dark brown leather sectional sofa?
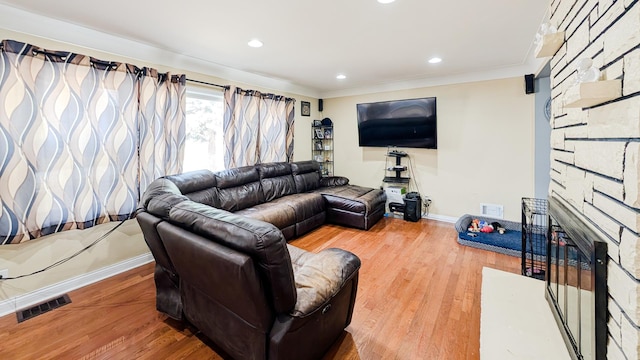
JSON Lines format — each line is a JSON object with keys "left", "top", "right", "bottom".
{"left": 136, "top": 160, "right": 386, "bottom": 359}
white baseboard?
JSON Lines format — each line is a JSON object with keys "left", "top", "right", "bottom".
{"left": 0, "top": 253, "right": 153, "bottom": 318}
{"left": 424, "top": 213, "right": 458, "bottom": 223}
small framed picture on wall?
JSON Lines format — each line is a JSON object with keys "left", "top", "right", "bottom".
{"left": 301, "top": 101, "right": 311, "bottom": 116}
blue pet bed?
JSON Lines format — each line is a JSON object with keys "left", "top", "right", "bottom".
{"left": 455, "top": 214, "right": 539, "bottom": 257}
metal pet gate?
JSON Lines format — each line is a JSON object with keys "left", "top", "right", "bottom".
{"left": 521, "top": 198, "right": 548, "bottom": 280}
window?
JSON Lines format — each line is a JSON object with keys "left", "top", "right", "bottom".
{"left": 184, "top": 87, "right": 224, "bottom": 172}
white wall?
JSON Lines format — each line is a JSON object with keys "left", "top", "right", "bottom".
{"left": 322, "top": 77, "right": 536, "bottom": 222}
{"left": 534, "top": 76, "right": 552, "bottom": 199}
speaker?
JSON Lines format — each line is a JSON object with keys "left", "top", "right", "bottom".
{"left": 403, "top": 193, "right": 422, "bottom": 222}
{"left": 319, "top": 99, "right": 324, "bottom": 112}
{"left": 524, "top": 74, "right": 535, "bottom": 94}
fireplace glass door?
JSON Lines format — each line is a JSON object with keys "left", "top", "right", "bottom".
{"left": 546, "top": 202, "right": 607, "bottom": 360}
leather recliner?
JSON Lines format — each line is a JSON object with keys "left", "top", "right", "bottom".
{"left": 137, "top": 162, "right": 366, "bottom": 359}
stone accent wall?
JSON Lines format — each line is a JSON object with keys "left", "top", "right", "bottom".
{"left": 549, "top": 0, "right": 640, "bottom": 358}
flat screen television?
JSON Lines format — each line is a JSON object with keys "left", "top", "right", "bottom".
{"left": 357, "top": 97, "right": 437, "bottom": 149}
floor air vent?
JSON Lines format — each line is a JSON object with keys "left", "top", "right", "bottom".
{"left": 17, "top": 294, "right": 72, "bottom": 323}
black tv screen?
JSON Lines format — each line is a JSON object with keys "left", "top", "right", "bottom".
{"left": 357, "top": 97, "right": 437, "bottom": 149}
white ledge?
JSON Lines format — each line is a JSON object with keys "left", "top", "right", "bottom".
{"left": 564, "top": 80, "right": 622, "bottom": 108}
{"left": 535, "top": 32, "right": 565, "bottom": 58}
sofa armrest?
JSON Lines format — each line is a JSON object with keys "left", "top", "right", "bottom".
{"left": 287, "top": 245, "right": 361, "bottom": 317}
{"left": 319, "top": 176, "right": 349, "bottom": 187}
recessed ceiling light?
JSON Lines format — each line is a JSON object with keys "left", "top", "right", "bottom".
{"left": 248, "top": 39, "right": 263, "bottom": 48}
{"left": 428, "top": 57, "right": 442, "bottom": 64}
{"left": 336, "top": 74, "right": 347, "bottom": 80}
{"left": 378, "top": 0, "right": 396, "bottom": 3}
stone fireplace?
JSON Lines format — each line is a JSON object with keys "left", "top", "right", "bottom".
{"left": 548, "top": 0, "right": 640, "bottom": 358}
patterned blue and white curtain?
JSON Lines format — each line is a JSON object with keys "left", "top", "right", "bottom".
{"left": 0, "top": 40, "right": 185, "bottom": 244}
{"left": 223, "top": 86, "right": 294, "bottom": 168}
{"left": 138, "top": 69, "right": 186, "bottom": 195}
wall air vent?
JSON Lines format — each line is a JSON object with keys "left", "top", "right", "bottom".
{"left": 480, "top": 203, "right": 504, "bottom": 219}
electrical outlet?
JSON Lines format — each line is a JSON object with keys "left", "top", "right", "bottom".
{"left": 0, "top": 269, "right": 8, "bottom": 279}
{"left": 423, "top": 195, "right": 432, "bottom": 207}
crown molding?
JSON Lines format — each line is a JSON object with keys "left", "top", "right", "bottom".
{"left": 319, "top": 62, "right": 542, "bottom": 99}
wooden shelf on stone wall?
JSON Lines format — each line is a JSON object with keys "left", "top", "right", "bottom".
{"left": 564, "top": 79, "right": 622, "bottom": 108}
{"left": 535, "top": 32, "right": 565, "bottom": 58}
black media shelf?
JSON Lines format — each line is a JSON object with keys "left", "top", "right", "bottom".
{"left": 387, "top": 152, "right": 408, "bottom": 158}
{"left": 383, "top": 176, "right": 410, "bottom": 184}
{"left": 383, "top": 150, "right": 411, "bottom": 184}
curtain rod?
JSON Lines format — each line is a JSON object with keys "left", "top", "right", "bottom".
{"left": 186, "top": 78, "right": 228, "bottom": 89}
{"left": 186, "top": 78, "right": 295, "bottom": 102}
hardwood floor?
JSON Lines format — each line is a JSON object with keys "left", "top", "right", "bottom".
{"left": 0, "top": 218, "right": 519, "bottom": 359}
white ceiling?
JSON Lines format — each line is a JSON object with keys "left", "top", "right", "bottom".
{"left": 0, "top": 0, "right": 548, "bottom": 98}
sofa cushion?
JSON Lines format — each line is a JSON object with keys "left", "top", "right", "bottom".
{"left": 181, "top": 188, "right": 220, "bottom": 208}
{"left": 319, "top": 176, "right": 349, "bottom": 187}
{"left": 140, "top": 178, "right": 183, "bottom": 210}
{"left": 235, "top": 199, "right": 297, "bottom": 231}
{"left": 257, "top": 163, "right": 297, "bottom": 202}
{"left": 215, "top": 166, "right": 265, "bottom": 212}
{"left": 216, "top": 165, "right": 260, "bottom": 188}
{"left": 291, "top": 161, "right": 321, "bottom": 193}
{"left": 287, "top": 245, "right": 361, "bottom": 317}
{"left": 162, "top": 170, "right": 220, "bottom": 207}
{"left": 278, "top": 193, "right": 325, "bottom": 223}
{"left": 146, "top": 192, "right": 190, "bottom": 219}
{"left": 258, "top": 162, "right": 292, "bottom": 179}
{"left": 168, "top": 201, "right": 296, "bottom": 314}
{"left": 314, "top": 185, "right": 384, "bottom": 214}
{"left": 236, "top": 193, "right": 325, "bottom": 239}
{"left": 165, "top": 170, "right": 216, "bottom": 194}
